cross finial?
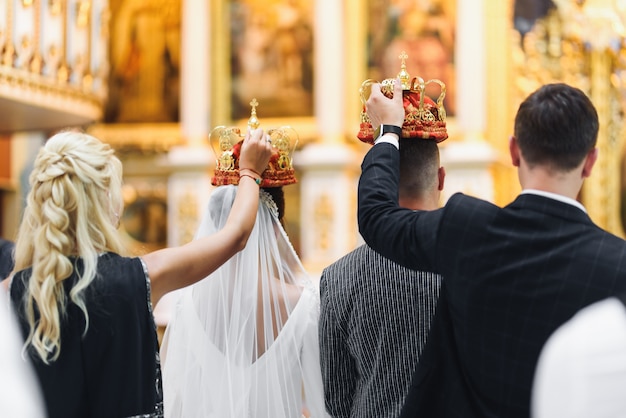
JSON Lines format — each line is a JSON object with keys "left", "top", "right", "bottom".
{"left": 397, "top": 51, "right": 410, "bottom": 90}
{"left": 248, "top": 98, "right": 260, "bottom": 129}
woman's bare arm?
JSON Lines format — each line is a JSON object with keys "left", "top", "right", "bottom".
{"left": 144, "top": 128, "right": 272, "bottom": 305}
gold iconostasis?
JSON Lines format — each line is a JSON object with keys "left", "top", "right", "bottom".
{"left": 87, "top": 0, "right": 626, "bottom": 257}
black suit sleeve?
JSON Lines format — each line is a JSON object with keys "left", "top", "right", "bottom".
{"left": 358, "top": 143, "right": 442, "bottom": 273}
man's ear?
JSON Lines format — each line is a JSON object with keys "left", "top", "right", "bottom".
{"left": 509, "top": 136, "right": 521, "bottom": 167}
{"left": 438, "top": 166, "right": 446, "bottom": 191}
{"left": 582, "top": 147, "right": 598, "bottom": 178}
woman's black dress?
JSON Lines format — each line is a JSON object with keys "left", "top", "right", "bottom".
{"left": 10, "top": 253, "right": 163, "bottom": 418}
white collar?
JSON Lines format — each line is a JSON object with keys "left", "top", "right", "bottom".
{"left": 520, "top": 189, "right": 587, "bottom": 213}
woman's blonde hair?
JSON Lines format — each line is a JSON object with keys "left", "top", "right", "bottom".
{"left": 14, "top": 130, "right": 125, "bottom": 363}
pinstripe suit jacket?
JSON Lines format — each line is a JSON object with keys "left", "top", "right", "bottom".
{"left": 358, "top": 143, "right": 626, "bottom": 418}
{"left": 319, "top": 245, "right": 441, "bottom": 418}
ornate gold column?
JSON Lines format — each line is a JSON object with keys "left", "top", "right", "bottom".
{"left": 584, "top": 48, "right": 622, "bottom": 234}
{"left": 485, "top": 0, "right": 517, "bottom": 206}
{"left": 578, "top": 0, "right": 625, "bottom": 235}
{"left": 510, "top": 0, "right": 626, "bottom": 236}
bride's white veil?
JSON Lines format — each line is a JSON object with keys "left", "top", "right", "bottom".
{"left": 161, "top": 185, "right": 327, "bottom": 418}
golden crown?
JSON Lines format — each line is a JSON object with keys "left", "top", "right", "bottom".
{"left": 210, "top": 98, "right": 298, "bottom": 188}
{"left": 357, "top": 51, "right": 448, "bottom": 144}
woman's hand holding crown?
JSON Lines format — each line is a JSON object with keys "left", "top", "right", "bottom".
{"left": 239, "top": 128, "right": 272, "bottom": 177}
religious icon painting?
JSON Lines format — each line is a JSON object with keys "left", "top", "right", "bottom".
{"left": 229, "top": 0, "right": 314, "bottom": 120}
{"left": 367, "top": 0, "right": 456, "bottom": 115}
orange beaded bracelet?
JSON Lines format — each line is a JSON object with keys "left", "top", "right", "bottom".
{"left": 240, "top": 173, "right": 261, "bottom": 185}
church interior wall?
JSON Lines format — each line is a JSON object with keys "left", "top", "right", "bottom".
{"left": 2, "top": 0, "right": 626, "bottom": 278}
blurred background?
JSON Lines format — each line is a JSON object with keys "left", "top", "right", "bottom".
{"left": 2, "top": 0, "right": 626, "bottom": 286}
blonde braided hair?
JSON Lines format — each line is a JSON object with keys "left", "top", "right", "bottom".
{"left": 14, "top": 131, "right": 125, "bottom": 363}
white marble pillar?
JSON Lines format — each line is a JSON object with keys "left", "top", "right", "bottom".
{"left": 295, "top": 145, "right": 363, "bottom": 278}
{"left": 180, "top": 0, "right": 209, "bottom": 148}
{"left": 156, "top": 0, "right": 213, "bottom": 326}
{"left": 167, "top": 0, "right": 212, "bottom": 251}
{"left": 295, "top": 0, "right": 359, "bottom": 279}
{"left": 314, "top": 0, "right": 345, "bottom": 145}
{"left": 440, "top": 141, "right": 497, "bottom": 203}
{"left": 456, "top": 0, "right": 486, "bottom": 139}
{"left": 442, "top": 0, "right": 496, "bottom": 202}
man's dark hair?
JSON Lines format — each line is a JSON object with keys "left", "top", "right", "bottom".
{"left": 514, "top": 83, "right": 599, "bottom": 171}
{"left": 398, "top": 139, "right": 440, "bottom": 199}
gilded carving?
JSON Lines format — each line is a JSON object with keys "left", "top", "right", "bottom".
{"left": 512, "top": 4, "right": 626, "bottom": 236}
{"left": 177, "top": 188, "right": 199, "bottom": 246}
{"left": 3, "top": 44, "right": 15, "bottom": 67}
{"left": 314, "top": 194, "right": 333, "bottom": 251}
{"left": 0, "top": 65, "right": 103, "bottom": 123}
{"left": 49, "top": 0, "right": 62, "bottom": 15}
{"left": 0, "top": 0, "right": 107, "bottom": 122}
{"left": 17, "top": 35, "right": 34, "bottom": 70}
{"left": 76, "top": 1, "right": 91, "bottom": 28}
{"left": 86, "top": 123, "right": 183, "bottom": 155}
{"left": 45, "top": 44, "right": 61, "bottom": 78}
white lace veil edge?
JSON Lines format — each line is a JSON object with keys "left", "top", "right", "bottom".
{"left": 161, "top": 185, "right": 328, "bottom": 418}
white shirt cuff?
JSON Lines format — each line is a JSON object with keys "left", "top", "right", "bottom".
{"left": 374, "top": 133, "right": 399, "bottom": 149}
